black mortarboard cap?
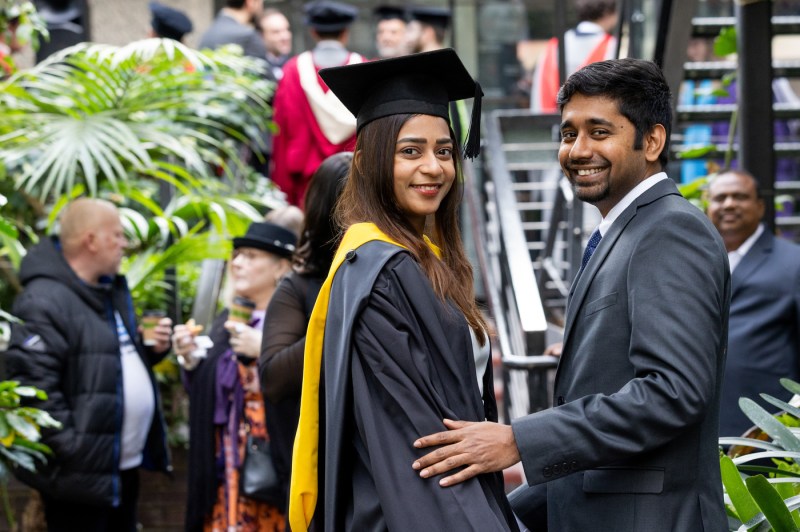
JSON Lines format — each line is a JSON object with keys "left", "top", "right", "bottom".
{"left": 408, "top": 6, "right": 451, "bottom": 29}
{"left": 319, "top": 48, "right": 483, "bottom": 159}
{"left": 374, "top": 5, "right": 407, "bottom": 22}
{"left": 304, "top": 1, "right": 358, "bottom": 32}
{"left": 149, "top": 1, "right": 193, "bottom": 41}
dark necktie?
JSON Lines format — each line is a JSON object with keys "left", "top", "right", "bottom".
{"left": 580, "top": 229, "right": 603, "bottom": 270}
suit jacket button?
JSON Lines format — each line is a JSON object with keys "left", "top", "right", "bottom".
{"left": 553, "top": 464, "right": 561, "bottom": 475}
{"left": 571, "top": 460, "right": 578, "bottom": 471}
{"left": 345, "top": 249, "right": 357, "bottom": 262}
{"left": 557, "top": 396, "right": 565, "bottom": 406}
{"left": 543, "top": 466, "right": 552, "bottom": 478}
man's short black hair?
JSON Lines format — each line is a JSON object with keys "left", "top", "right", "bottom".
{"left": 575, "top": 0, "right": 617, "bottom": 22}
{"left": 557, "top": 58, "right": 672, "bottom": 169}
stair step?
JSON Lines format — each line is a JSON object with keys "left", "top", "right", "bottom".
{"left": 671, "top": 141, "right": 800, "bottom": 158}
{"left": 684, "top": 59, "right": 800, "bottom": 79}
{"left": 692, "top": 16, "right": 800, "bottom": 37}
{"left": 676, "top": 102, "right": 800, "bottom": 121}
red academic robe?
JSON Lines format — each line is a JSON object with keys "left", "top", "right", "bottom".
{"left": 271, "top": 52, "right": 362, "bottom": 207}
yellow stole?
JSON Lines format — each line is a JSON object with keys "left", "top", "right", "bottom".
{"left": 289, "top": 222, "right": 440, "bottom": 531}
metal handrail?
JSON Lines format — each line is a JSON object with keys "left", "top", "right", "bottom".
{"left": 483, "top": 111, "right": 548, "bottom": 349}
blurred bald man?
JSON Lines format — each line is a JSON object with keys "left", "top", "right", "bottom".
{"left": 4, "top": 198, "right": 173, "bottom": 532}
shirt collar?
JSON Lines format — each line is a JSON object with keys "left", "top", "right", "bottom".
{"left": 597, "top": 172, "right": 669, "bottom": 236}
{"left": 735, "top": 223, "right": 764, "bottom": 256}
{"left": 575, "top": 21, "right": 605, "bottom": 35}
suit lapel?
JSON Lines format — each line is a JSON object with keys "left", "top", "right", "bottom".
{"left": 562, "top": 179, "right": 681, "bottom": 349}
{"left": 731, "top": 230, "right": 772, "bottom": 297}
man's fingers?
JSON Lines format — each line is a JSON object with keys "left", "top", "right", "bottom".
{"left": 417, "top": 452, "right": 471, "bottom": 479}
{"left": 439, "top": 464, "right": 483, "bottom": 487}
{"left": 442, "top": 418, "right": 470, "bottom": 430}
{"left": 414, "top": 419, "right": 472, "bottom": 449}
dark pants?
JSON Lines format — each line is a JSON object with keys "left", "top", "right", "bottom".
{"left": 43, "top": 468, "right": 140, "bottom": 532}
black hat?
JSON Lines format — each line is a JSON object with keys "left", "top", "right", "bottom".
{"left": 374, "top": 5, "right": 406, "bottom": 22}
{"left": 149, "top": 1, "right": 193, "bottom": 41}
{"left": 319, "top": 48, "right": 483, "bottom": 158}
{"left": 408, "top": 6, "right": 451, "bottom": 29}
{"left": 304, "top": 1, "right": 358, "bottom": 32}
{"left": 233, "top": 222, "right": 297, "bottom": 258}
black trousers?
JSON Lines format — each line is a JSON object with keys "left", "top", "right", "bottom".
{"left": 42, "top": 468, "right": 140, "bottom": 532}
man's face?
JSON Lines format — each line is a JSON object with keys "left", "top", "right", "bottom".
{"left": 405, "top": 20, "right": 424, "bottom": 54}
{"left": 246, "top": 0, "right": 263, "bottom": 18}
{"left": 376, "top": 18, "right": 407, "bottom": 58}
{"left": 94, "top": 211, "right": 127, "bottom": 277}
{"left": 262, "top": 13, "right": 292, "bottom": 57}
{"left": 559, "top": 93, "right": 658, "bottom": 216}
{"left": 706, "top": 172, "right": 764, "bottom": 242}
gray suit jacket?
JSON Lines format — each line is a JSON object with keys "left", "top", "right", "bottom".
{"left": 511, "top": 178, "right": 730, "bottom": 531}
{"left": 719, "top": 230, "right": 800, "bottom": 437}
{"left": 198, "top": 13, "right": 267, "bottom": 59}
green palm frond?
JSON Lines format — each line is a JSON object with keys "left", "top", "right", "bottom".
{"left": 0, "top": 39, "right": 274, "bottom": 201}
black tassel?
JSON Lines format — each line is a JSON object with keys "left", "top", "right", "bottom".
{"left": 463, "top": 80, "right": 483, "bottom": 160}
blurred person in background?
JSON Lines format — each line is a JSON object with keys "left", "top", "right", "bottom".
{"left": 270, "top": 0, "right": 363, "bottom": 208}
{"left": 148, "top": 1, "right": 193, "bottom": 43}
{"left": 199, "top": 0, "right": 265, "bottom": 58}
{"left": 4, "top": 198, "right": 172, "bottom": 532}
{"left": 174, "top": 221, "right": 296, "bottom": 532}
{"left": 529, "top": 0, "right": 617, "bottom": 113}
{"left": 265, "top": 205, "right": 304, "bottom": 240}
{"left": 373, "top": 5, "right": 407, "bottom": 59}
{"left": 707, "top": 169, "right": 800, "bottom": 438}
{"left": 260, "top": 8, "right": 292, "bottom": 81}
{"left": 259, "top": 152, "right": 351, "bottom": 518}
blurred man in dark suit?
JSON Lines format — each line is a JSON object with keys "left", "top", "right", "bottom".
{"left": 707, "top": 169, "right": 800, "bottom": 437}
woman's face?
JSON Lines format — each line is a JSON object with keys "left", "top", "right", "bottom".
{"left": 393, "top": 114, "right": 456, "bottom": 233}
{"left": 230, "top": 247, "right": 290, "bottom": 306}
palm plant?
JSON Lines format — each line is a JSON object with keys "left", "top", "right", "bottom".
{"left": 0, "top": 38, "right": 274, "bottom": 199}
{"left": 0, "top": 39, "right": 286, "bottom": 452}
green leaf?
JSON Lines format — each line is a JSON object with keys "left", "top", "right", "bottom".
{"left": 746, "top": 475, "right": 799, "bottom": 531}
{"left": 740, "top": 398, "right": 800, "bottom": 452}
{"left": 13, "top": 387, "right": 38, "bottom": 398}
{"left": 4, "top": 412, "right": 39, "bottom": 442}
{"left": 714, "top": 26, "right": 737, "bottom": 57}
{"left": 760, "top": 394, "right": 800, "bottom": 422}
{"left": 0, "top": 217, "right": 18, "bottom": 239}
{"left": 781, "top": 379, "right": 800, "bottom": 396}
{"left": 721, "top": 454, "right": 760, "bottom": 523}
{"left": 677, "top": 145, "right": 716, "bottom": 159}
{"left": 0, "top": 413, "right": 9, "bottom": 440}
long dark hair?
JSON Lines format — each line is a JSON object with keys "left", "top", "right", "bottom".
{"left": 335, "top": 114, "right": 487, "bottom": 344}
{"left": 295, "top": 152, "right": 352, "bottom": 276}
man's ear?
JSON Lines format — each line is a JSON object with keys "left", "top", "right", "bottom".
{"left": 644, "top": 124, "right": 667, "bottom": 163}
{"left": 83, "top": 230, "right": 98, "bottom": 253}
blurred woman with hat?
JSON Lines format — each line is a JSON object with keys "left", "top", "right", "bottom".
{"left": 173, "top": 221, "right": 297, "bottom": 532}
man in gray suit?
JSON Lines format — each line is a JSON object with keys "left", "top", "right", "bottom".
{"left": 413, "top": 58, "right": 730, "bottom": 531}
{"left": 199, "top": 0, "right": 266, "bottom": 58}
{"left": 707, "top": 169, "right": 800, "bottom": 438}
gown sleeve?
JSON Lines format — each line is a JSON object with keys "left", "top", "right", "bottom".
{"left": 345, "top": 263, "right": 513, "bottom": 532}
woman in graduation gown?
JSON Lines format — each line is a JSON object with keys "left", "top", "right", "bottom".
{"left": 290, "top": 49, "right": 519, "bottom": 532}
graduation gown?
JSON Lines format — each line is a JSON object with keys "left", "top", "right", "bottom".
{"left": 290, "top": 224, "right": 516, "bottom": 531}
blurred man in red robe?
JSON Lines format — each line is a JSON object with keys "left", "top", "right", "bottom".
{"left": 271, "top": 1, "right": 363, "bottom": 207}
